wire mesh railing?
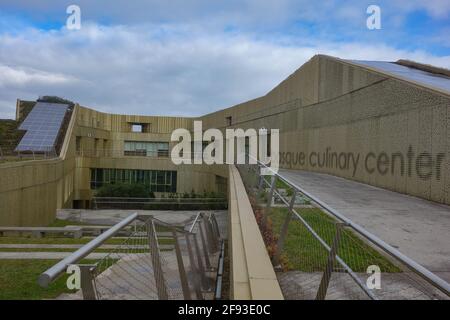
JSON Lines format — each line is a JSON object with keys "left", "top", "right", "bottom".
{"left": 237, "top": 163, "right": 450, "bottom": 300}
{"left": 75, "top": 149, "right": 169, "bottom": 158}
{"left": 92, "top": 197, "right": 227, "bottom": 210}
{"left": 39, "top": 212, "right": 222, "bottom": 300}
{"left": 0, "top": 146, "right": 58, "bottom": 163}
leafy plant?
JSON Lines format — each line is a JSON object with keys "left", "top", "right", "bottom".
{"left": 95, "top": 183, "right": 154, "bottom": 198}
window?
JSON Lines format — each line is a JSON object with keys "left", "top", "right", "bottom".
{"left": 103, "top": 139, "right": 108, "bottom": 156}
{"left": 245, "top": 136, "right": 249, "bottom": 163}
{"left": 76, "top": 136, "right": 81, "bottom": 153}
{"left": 226, "top": 116, "right": 232, "bottom": 126}
{"left": 124, "top": 141, "right": 169, "bottom": 157}
{"left": 94, "top": 138, "right": 99, "bottom": 156}
{"left": 90, "top": 168, "right": 177, "bottom": 193}
{"left": 129, "top": 122, "right": 151, "bottom": 133}
{"left": 131, "top": 124, "right": 143, "bottom": 132}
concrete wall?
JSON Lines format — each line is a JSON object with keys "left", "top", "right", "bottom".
{"left": 200, "top": 55, "right": 450, "bottom": 205}
{"left": 0, "top": 158, "right": 75, "bottom": 226}
{"left": 228, "top": 165, "right": 283, "bottom": 299}
{"left": 0, "top": 105, "right": 79, "bottom": 226}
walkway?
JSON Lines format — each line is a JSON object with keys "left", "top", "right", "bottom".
{"left": 279, "top": 169, "right": 450, "bottom": 282}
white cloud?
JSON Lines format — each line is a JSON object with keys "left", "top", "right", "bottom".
{"left": 0, "top": 23, "right": 449, "bottom": 120}
{"left": 391, "top": 0, "right": 450, "bottom": 19}
{"left": 0, "top": 64, "right": 76, "bottom": 86}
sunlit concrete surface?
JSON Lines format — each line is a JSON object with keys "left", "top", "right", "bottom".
{"left": 0, "top": 252, "right": 118, "bottom": 260}
{"left": 57, "top": 209, "right": 228, "bottom": 238}
{"left": 279, "top": 169, "right": 450, "bottom": 282}
{"left": 277, "top": 272, "right": 444, "bottom": 300}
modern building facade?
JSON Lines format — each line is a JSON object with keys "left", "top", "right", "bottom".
{"left": 1, "top": 54, "right": 450, "bottom": 226}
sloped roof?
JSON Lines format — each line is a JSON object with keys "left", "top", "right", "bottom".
{"left": 347, "top": 59, "right": 450, "bottom": 95}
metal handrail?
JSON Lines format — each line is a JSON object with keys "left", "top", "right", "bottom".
{"left": 93, "top": 196, "right": 225, "bottom": 199}
{"left": 266, "top": 182, "right": 376, "bottom": 299}
{"left": 189, "top": 212, "right": 203, "bottom": 233}
{"left": 150, "top": 215, "right": 193, "bottom": 234}
{"left": 38, "top": 212, "right": 138, "bottom": 287}
{"left": 214, "top": 240, "right": 226, "bottom": 299}
{"left": 252, "top": 159, "right": 450, "bottom": 297}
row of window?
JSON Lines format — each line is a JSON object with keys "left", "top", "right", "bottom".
{"left": 90, "top": 168, "right": 177, "bottom": 193}
{"left": 124, "top": 141, "right": 169, "bottom": 157}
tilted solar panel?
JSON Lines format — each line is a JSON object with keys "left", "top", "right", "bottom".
{"left": 15, "top": 102, "right": 69, "bottom": 152}
{"left": 348, "top": 60, "right": 450, "bottom": 94}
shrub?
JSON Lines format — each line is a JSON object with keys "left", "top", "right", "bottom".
{"left": 95, "top": 183, "right": 154, "bottom": 198}
{"left": 37, "top": 96, "right": 75, "bottom": 106}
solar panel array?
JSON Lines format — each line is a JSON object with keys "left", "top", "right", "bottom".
{"left": 15, "top": 102, "right": 69, "bottom": 152}
{"left": 349, "top": 60, "right": 450, "bottom": 94}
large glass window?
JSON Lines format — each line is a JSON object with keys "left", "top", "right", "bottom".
{"left": 90, "top": 168, "right": 177, "bottom": 193}
{"left": 124, "top": 141, "right": 169, "bottom": 157}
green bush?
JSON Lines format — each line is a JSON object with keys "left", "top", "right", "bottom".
{"left": 37, "top": 96, "right": 75, "bottom": 106}
{"left": 142, "top": 201, "right": 227, "bottom": 210}
{"left": 95, "top": 183, "right": 155, "bottom": 198}
{"left": 142, "top": 192, "right": 227, "bottom": 210}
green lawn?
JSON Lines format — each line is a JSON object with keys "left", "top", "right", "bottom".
{"left": 268, "top": 207, "right": 400, "bottom": 273}
{"left": 275, "top": 178, "right": 288, "bottom": 189}
{"left": 0, "top": 259, "right": 97, "bottom": 300}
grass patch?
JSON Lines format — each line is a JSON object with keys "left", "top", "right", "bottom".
{"left": 269, "top": 207, "right": 400, "bottom": 273}
{"left": 0, "top": 259, "right": 97, "bottom": 300}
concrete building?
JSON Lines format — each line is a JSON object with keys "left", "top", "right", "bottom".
{"left": 1, "top": 54, "right": 450, "bottom": 226}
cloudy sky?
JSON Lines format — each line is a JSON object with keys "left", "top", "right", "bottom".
{"left": 0, "top": 0, "right": 449, "bottom": 119}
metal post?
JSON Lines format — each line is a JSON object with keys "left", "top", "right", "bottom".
{"left": 199, "top": 220, "right": 212, "bottom": 269}
{"left": 207, "top": 215, "right": 219, "bottom": 251}
{"left": 257, "top": 168, "right": 264, "bottom": 192}
{"left": 273, "top": 191, "right": 297, "bottom": 266}
{"left": 209, "top": 217, "right": 219, "bottom": 252}
{"left": 204, "top": 216, "right": 216, "bottom": 254}
{"left": 264, "top": 175, "right": 276, "bottom": 226}
{"left": 214, "top": 240, "right": 226, "bottom": 300}
{"left": 316, "top": 223, "right": 344, "bottom": 300}
{"left": 266, "top": 175, "right": 276, "bottom": 207}
{"left": 254, "top": 165, "right": 261, "bottom": 187}
{"left": 78, "top": 264, "right": 97, "bottom": 300}
{"left": 193, "top": 233, "right": 209, "bottom": 290}
{"left": 211, "top": 214, "right": 221, "bottom": 241}
{"left": 172, "top": 229, "right": 191, "bottom": 300}
{"left": 147, "top": 220, "right": 169, "bottom": 300}
{"left": 185, "top": 233, "right": 203, "bottom": 299}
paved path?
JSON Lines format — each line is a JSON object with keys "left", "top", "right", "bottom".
{"left": 57, "top": 209, "right": 228, "bottom": 240}
{"left": 277, "top": 271, "right": 446, "bottom": 300}
{"left": 0, "top": 252, "right": 117, "bottom": 260}
{"left": 58, "top": 250, "right": 217, "bottom": 300}
{"left": 279, "top": 169, "right": 450, "bottom": 282}
{"left": 0, "top": 244, "right": 173, "bottom": 250}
